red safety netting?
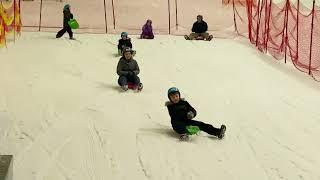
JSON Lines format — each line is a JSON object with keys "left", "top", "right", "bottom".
{"left": 232, "top": 0, "right": 320, "bottom": 81}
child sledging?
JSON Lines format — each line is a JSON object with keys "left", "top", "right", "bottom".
{"left": 117, "top": 32, "right": 135, "bottom": 56}
{"left": 165, "top": 87, "right": 226, "bottom": 141}
{"left": 116, "top": 47, "right": 143, "bottom": 91}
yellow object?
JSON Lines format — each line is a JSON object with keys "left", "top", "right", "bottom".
{"left": 0, "top": 0, "right": 21, "bottom": 48}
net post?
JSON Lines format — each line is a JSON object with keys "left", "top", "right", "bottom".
{"left": 39, "top": 0, "right": 42, "bottom": 31}
{"left": 284, "top": 0, "right": 289, "bottom": 63}
{"left": 296, "top": 0, "right": 299, "bottom": 62}
{"left": 232, "top": 0, "right": 238, "bottom": 33}
{"left": 168, "top": 0, "right": 171, "bottom": 34}
{"left": 103, "top": 0, "right": 107, "bottom": 33}
{"left": 255, "top": 0, "right": 261, "bottom": 47}
{"left": 175, "top": 0, "right": 178, "bottom": 30}
{"left": 111, "top": 0, "right": 115, "bottom": 29}
{"left": 308, "top": 0, "right": 315, "bottom": 75}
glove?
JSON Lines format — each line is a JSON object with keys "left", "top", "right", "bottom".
{"left": 187, "top": 111, "right": 195, "bottom": 119}
{"left": 128, "top": 71, "right": 135, "bottom": 76}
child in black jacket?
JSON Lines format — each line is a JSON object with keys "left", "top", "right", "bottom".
{"left": 165, "top": 87, "right": 226, "bottom": 141}
{"left": 117, "top": 32, "right": 133, "bottom": 56}
{"left": 56, "top": 4, "right": 74, "bottom": 39}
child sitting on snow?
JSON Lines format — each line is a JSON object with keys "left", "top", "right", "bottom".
{"left": 116, "top": 47, "right": 142, "bottom": 91}
{"left": 184, "top": 15, "right": 213, "bottom": 41}
{"left": 165, "top": 87, "right": 226, "bottom": 141}
{"left": 56, "top": 4, "right": 75, "bottom": 39}
{"left": 117, "top": 32, "right": 133, "bottom": 56}
{"left": 140, "top": 19, "right": 154, "bottom": 39}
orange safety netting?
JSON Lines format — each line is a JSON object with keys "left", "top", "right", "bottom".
{"left": 0, "top": 0, "right": 21, "bottom": 48}
{"left": 231, "top": 0, "right": 320, "bottom": 81}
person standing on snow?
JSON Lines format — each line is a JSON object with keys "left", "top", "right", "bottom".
{"left": 56, "top": 4, "right": 75, "bottom": 40}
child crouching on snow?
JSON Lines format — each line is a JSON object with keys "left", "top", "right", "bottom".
{"left": 117, "top": 32, "right": 134, "bottom": 56}
{"left": 116, "top": 47, "right": 142, "bottom": 91}
{"left": 140, "top": 19, "right": 154, "bottom": 39}
{"left": 165, "top": 87, "right": 226, "bottom": 141}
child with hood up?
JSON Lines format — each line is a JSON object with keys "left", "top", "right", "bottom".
{"left": 56, "top": 4, "right": 74, "bottom": 39}
{"left": 140, "top": 19, "right": 154, "bottom": 39}
{"left": 165, "top": 87, "right": 226, "bottom": 141}
{"left": 116, "top": 47, "right": 143, "bottom": 91}
{"left": 117, "top": 32, "right": 133, "bottom": 56}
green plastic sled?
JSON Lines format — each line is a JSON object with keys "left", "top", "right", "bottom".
{"left": 68, "top": 19, "right": 79, "bottom": 29}
{"left": 186, "top": 125, "right": 200, "bottom": 135}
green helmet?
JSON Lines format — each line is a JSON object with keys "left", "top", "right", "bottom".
{"left": 64, "top": 4, "right": 70, "bottom": 11}
{"left": 121, "top": 32, "right": 128, "bottom": 37}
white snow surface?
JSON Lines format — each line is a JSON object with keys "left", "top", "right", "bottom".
{"left": 1, "top": 32, "right": 320, "bottom": 180}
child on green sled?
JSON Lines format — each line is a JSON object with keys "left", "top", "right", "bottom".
{"left": 165, "top": 87, "right": 226, "bottom": 141}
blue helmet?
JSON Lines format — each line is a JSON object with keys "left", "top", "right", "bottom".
{"left": 168, "top": 87, "right": 180, "bottom": 101}
{"left": 121, "top": 32, "right": 128, "bottom": 37}
{"left": 168, "top": 87, "right": 180, "bottom": 95}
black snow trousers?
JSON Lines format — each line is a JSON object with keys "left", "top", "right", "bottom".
{"left": 56, "top": 26, "right": 73, "bottom": 39}
{"left": 118, "top": 74, "right": 140, "bottom": 86}
{"left": 172, "top": 119, "right": 220, "bottom": 136}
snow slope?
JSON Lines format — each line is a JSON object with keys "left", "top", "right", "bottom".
{"left": 1, "top": 32, "right": 320, "bottom": 180}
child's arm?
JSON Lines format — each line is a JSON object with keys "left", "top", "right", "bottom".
{"left": 117, "top": 40, "right": 122, "bottom": 49}
{"left": 133, "top": 61, "right": 140, "bottom": 75}
{"left": 165, "top": 103, "right": 175, "bottom": 119}
{"left": 128, "top": 40, "right": 132, "bottom": 48}
{"left": 192, "top": 22, "right": 196, "bottom": 32}
{"left": 204, "top": 22, "right": 208, "bottom": 32}
{"left": 116, "top": 60, "right": 128, "bottom": 76}
{"left": 186, "top": 101, "right": 197, "bottom": 118}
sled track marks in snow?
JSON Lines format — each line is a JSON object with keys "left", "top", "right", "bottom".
{"left": 92, "top": 124, "right": 118, "bottom": 171}
{"left": 136, "top": 134, "right": 151, "bottom": 180}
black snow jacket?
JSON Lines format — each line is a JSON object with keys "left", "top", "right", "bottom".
{"left": 63, "top": 10, "right": 73, "bottom": 27}
{"left": 165, "top": 99, "right": 197, "bottom": 125}
{"left": 118, "top": 38, "right": 133, "bottom": 50}
{"left": 191, "top": 20, "right": 208, "bottom": 33}
{"left": 116, "top": 57, "right": 140, "bottom": 76}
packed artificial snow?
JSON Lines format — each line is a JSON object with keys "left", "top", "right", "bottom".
{"left": 1, "top": 32, "right": 320, "bottom": 180}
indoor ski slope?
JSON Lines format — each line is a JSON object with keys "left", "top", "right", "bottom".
{"left": 1, "top": 32, "right": 320, "bottom": 180}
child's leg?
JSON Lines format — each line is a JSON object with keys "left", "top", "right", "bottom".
{"left": 187, "top": 120, "right": 220, "bottom": 136}
{"left": 118, "top": 76, "right": 128, "bottom": 86}
{"left": 66, "top": 26, "right": 73, "bottom": 39}
{"left": 172, "top": 123, "right": 188, "bottom": 134}
{"left": 56, "top": 28, "right": 67, "bottom": 38}
{"left": 128, "top": 75, "right": 140, "bottom": 86}
{"left": 189, "top": 33, "right": 199, "bottom": 40}
{"left": 200, "top": 33, "right": 209, "bottom": 39}
{"left": 148, "top": 34, "right": 154, "bottom": 39}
